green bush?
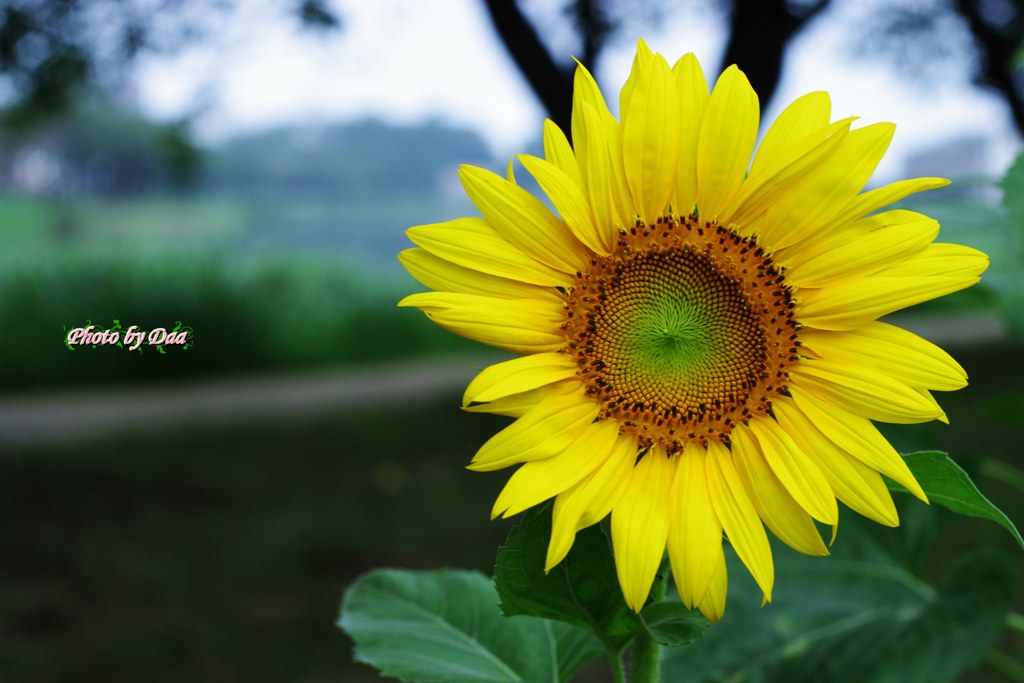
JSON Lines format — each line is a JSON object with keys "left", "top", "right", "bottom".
{"left": 2, "top": 251, "right": 471, "bottom": 389}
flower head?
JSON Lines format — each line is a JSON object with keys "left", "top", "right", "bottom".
{"left": 399, "top": 40, "right": 987, "bottom": 621}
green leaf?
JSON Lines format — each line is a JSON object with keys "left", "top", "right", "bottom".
{"left": 661, "top": 528, "right": 1015, "bottom": 683}
{"left": 888, "top": 450, "right": 1024, "bottom": 552}
{"left": 640, "top": 601, "right": 707, "bottom": 647}
{"left": 494, "top": 502, "right": 644, "bottom": 652}
{"left": 339, "top": 568, "right": 602, "bottom": 682}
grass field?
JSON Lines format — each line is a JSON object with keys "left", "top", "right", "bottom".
{"left": 0, "top": 397, "right": 515, "bottom": 682}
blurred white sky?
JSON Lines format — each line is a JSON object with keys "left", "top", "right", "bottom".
{"left": 135, "top": 0, "right": 1020, "bottom": 183}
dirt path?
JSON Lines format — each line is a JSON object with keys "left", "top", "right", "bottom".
{"left": 0, "top": 355, "right": 501, "bottom": 450}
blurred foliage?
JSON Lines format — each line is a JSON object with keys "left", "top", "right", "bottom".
{"left": 0, "top": 103, "right": 202, "bottom": 192}
{"left": 996, "top": 151, "right": 1024, "bottom": 337}
{"left": 0, "top": 0, "right": 340, "bottom": 125}
{"left": 0, "top": 401, "right": 514, "bottom": 683}
{"left": 0, "top": 251, "right": 475, "bottom": 389}
{"left": 205, "top": 119, "right": 491, "bottom": 199}
{"left": 902, "top": 151, "right": 1024, "bottom": 337}
{"left": 0, "top": 116, "right": 503, "bottom": 390}
{"left": 0, "top": 0, "right": 342, "bottom": 187}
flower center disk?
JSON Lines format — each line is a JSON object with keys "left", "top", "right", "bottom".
{"left": 564, "top": 215, "right": 799, "bottom": 453}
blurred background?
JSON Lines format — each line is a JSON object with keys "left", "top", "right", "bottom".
{"left": 0, "top": 0, "right": 1023, "bottom": 681}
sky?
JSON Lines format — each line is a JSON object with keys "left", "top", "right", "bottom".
{"left": 134, "top": 0, "right": 1020, "bottom": 183}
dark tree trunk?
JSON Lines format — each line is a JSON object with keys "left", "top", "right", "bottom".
{"left": 721, "top": 0, "right": 830, "bottom": 110}
{"left": 953, "top": 0, "right": 1024, "bottom": 136}
{"left": 480, "top": 0, "right": 575, "bottom": 137}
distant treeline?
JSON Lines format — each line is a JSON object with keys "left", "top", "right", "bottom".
{"left": 205, "top": 119, "right": 494, "bottom": 198}
{"left": 0, "top": 106, "right": 496, "bottom": 198}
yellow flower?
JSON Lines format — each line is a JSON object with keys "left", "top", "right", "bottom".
{"left": 398, "top": 40, "right": 987, "bottom": 622}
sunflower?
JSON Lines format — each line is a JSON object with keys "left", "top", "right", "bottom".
{"left": 398, "top": 40, "right": 987, "bottom": 622}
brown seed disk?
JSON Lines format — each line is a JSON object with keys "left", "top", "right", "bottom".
{"left": 562, "top": 214, "right": 799, "bottom": 453}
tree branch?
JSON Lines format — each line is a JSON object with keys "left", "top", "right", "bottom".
{"left": 953, "top": 0, "right": 1024, "bottom": 136}
{"left": 480, "top": 0, "right": 574, "bottom": 137}
{"left": 721, "top": 0, "right": 832, "bottom": 112}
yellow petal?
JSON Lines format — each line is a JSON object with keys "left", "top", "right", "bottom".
{"left": 831, "top": 177, "right": 950, "bottom": 227}
{"left": 784, "top": 215, "right": 940, "bottom": 287}
{"left": 796, "top": 275, "right": 981, "bottom": 331}
{"left": 705, "top": 439, "right": 774, "bottom": 602}
{"left": 672, "top": 52, "right": 710, "bottom": 216}
{"left": 398, "top": 291, "right": 561, "bottom": 318}
{"left": 781, "top": 209, "right": 928, "bottom": 268}
{"left": 459, "top": 164, "right": 587, "bottom": 274}
{"left": 578, "top": 101, "right": 634, "bottom": 233}
{"left": 748, "top": 91, "right": 832, "bottom": 179}
{"left": 547, "top": 431, "right": 638, "bottom": 570}
{"left": 399, "top": 248, "right": 549, "bottom": 300}
{"left": 463, "top": 352, "right": 580, "bottom": 407}
{"left": 791, "top": 360, "right": 947, "bottom": 424}
{"left": 492, "top": 420, "right": 620, "bottom": 519}
{"left": 543, "top": 118, "right": 584, "bottom": 188}
{"left": 667, "top": 442, "right": 722, "bottom": 610}
{"left": 621, "top": 40, "right": 680, "bottom": 224}
{"left": 745, "top": 418, "right": 838, "bottom": 525}
{"left": 407, "top": 217, "right": 572, "bottom": 287}
{"left": 519, "top": 153, "right": 612, "bottom": 254}
{"left": 464, "top": 380, "right": 580, "bottom": 418}
{"left": 398, "top": 292, "right": 564, "bottom": 355}
{"left": 790, "top": 385, "right": 927, "bottom": 502}
{"left": 730, "top": 424, "right": 830, "bottom": 555}
{"left": 571, "top": 63, "right": 633, "bottom": 228}
{"left": 878, "top": 243, "right": 989, "bottom": 280}
{"left": 469, "top": 389, "right": 600, "bottom": 472}
{"left": 799, "top": 322, "right": 967, "bottom": 392}
{"left": 696, "top": 544, "right": 728, "bottom": 623}
{"left": 611, "top": 447, "right": 675, "bottom": 611}
{"left": 773, "top": 398, "right": 899, "bottom": 527}
{"left": 756, "top": 122, "right": 895, "bottom": 251}
{"left": 723, "top": 118, "right": 853, "bottom": 230}
{"left": 696, "top": 65, "right": 759, "bottom": 219}
{"left": 571, "top": 58, "right": 615, "bottom": 136}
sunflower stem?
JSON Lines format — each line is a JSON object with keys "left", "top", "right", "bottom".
{"left": 631, "top": 633, "right": 661, "bottom": 683}
{"left": 631, "top": 571, "right": 667, "bottom": 683}
{"left": 609, "top": 650, "right": 626, "bottom": 683}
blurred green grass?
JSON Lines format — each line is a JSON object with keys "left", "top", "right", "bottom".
{"left": 0, "top": 399, "right": 515, "bottom": 683}
{"left": 0, "top": 191, "right": 478, "bottom": 390}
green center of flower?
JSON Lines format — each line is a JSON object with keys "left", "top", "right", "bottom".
{"left": 608, "top": 248, "right": 766, "bottom": 406}
{"left": 564, "top": 215, "right": 799, "bottom": 452}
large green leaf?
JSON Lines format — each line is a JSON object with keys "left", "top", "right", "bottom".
{"left": 661, "top": 532, "right": 1014, "bottom": 683}
{"left": 889, "top": 450, "right": 1024, "bottom": 552}
{"left": 494, "top": 502, "right": 644, "bottom": 652}
{"left": 339, "top": 568, "right": 602, "bottom": 682}
{"left": 640, "top": 600, "right": 707, "bottom": 647}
